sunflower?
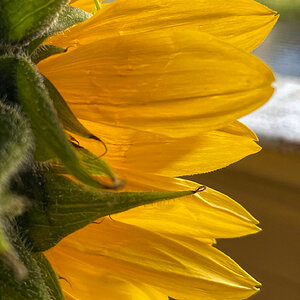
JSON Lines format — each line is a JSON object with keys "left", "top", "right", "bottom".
{"left": 34, "top": 0, "right": 279, "bottom": 299}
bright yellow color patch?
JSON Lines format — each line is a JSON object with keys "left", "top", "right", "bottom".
{"left": 39, "top": 29, "right": 274, "bottom": 138}
{"left": 73, "top": 119, "right": 261, "bottom": 176}
{"left": 60, "top": 0, "right": 278, "bottom": 52}
{"left": 46, "top": 219, "right": 259, "bottom": 300}
{"left": 111, "top": 173, "right": 260, "bottom": 239}
{"left": 40, "top": 0, "right": 278, "bottom": 299}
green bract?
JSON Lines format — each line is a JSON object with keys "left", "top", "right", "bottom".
{"left": 15, "top": 168, "right": 198, "bottom": 251}
{"left": 43, "top": 76, "right": 103, "bottom": 142}
{"left": 0, "top": 0, "right": 68, "bottom": 45}
{"left": 0, "top": 224, "right": 61, "bottom": 300}
{"left": 31, "top": 45, "right": 66, "bottom": 64}
{"left": 0, "top": 103, "right": 32, "bottom": 280}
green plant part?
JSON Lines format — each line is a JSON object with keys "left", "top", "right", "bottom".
{"left": 0, "top": 0, "right": 68, "bottom": 46}
{"left": 0, "top": 223, "right": 64, "bottom": 300}
{"left": 0, "top": 102, "right": 32, "bottom": 278}
{"left": 15, "top": 167, "right": 204, "bottom": 252}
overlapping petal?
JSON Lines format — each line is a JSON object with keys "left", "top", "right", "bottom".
{"left": 39, "top": 29, "right": 274, "bottom": 138}
{"left": 58, "top": 0, "right": 278, "bottom": 52}
{"left": 110, "top": 170, "right": 260, "bottom": 239}
{"left": 51, "top": 252, "right": 167, "bottom": 300}
{"left": 73, "top": 119, "right": 261, "bottom": 176}
{"left": 46, "top": 219, "right": 260, "bottom": 300}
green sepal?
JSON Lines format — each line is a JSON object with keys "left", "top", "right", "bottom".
{"left": 16, "top": 168, "right": 200, "bottom": 251}
{"left": 0, "top": 101, "right": 33, "bottom": 276}
{"left": 43, "top": 76, "right": 101, "bottom": 141}
{"left": 0, "top": 223, "right": 53, "bottom": 300}
{"left": 0, "top": 56, "right": 112, "bottom": 189}
{"left": 92, "top": 0, "right": 102, "bottom": 13}
{"left": 31, "top": 45, "right": 66, "bottom": 64}
{"left": 0, "top": 0, "right": 68, "bottom": 45}
{"left": 27, "top": 6, "right": 91, "bottom": 53}
{"left": 50, "top": 5, "right": 92, "bottom": 35}
{"left": 0, "top": 101, "right": 32, "bottom": 188}
{"left": 0, "top": 56, "right": 18, "bottom": 100}
{"left": 0, "top": 225, "right": 27, "bottom": 281}
{"left": 15, "top": 57, "right": 106, "bottom": 189}
{"left": 0, "top": 193, "right": 27, "bottom": 278}
{"left": 74, "top": 144, "right": 116, "bottom": 183}
{"left": 33, "top": 252, "right": 65, "bottom": 300}
{"left": 53, "top": 143, "right": 118, "bottom": 186}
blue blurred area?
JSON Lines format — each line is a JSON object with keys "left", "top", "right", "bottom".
{"left": 254, "top": 21, "right": 300, "bottom": 77}
{"left": 240, "top": 18, "right": 300, "bottom": 146}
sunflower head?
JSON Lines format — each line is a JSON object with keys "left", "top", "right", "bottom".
{"left": 0, "top": 0, "right": 278, "bottom": 299}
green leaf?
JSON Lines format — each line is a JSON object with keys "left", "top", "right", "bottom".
{"left": 33, "top": 252, "right": 65, "bottom": 300}
{"left": 16, "top": 168, "right": 202, "bottom": 251}
{"left": 15, "top": 57, "right": 106, "bottom": 189}
{"left": 43, "top": 76, "right": 101, "bottom": 141}
{"left": 0, "top": 223, "right": 53, "bottom": 300}
{"left": 0, "top": 0, "right": 68, "bottom": 45}
{"left": 27, "top": 6, "right": 91, "bottom": 53}
{"left": 31, "top": 45, "right": 66, "bottom": 64}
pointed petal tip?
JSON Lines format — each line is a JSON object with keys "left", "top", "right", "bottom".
{"left": 252, "top": 224, "right": 262, "bottom": 234}
{"left": 249, "top": 214, "right": 260, "bottom": 226}
{"left": 247, "top": 215, "right": 260, "bottom": 226}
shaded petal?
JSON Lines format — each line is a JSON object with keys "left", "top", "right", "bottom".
{"left": 39, "top": 29, "right": 274, "bottom": 137}
{"left": 52, "top": 0, "right": 278, "bottom": 52}
{"left": 111, "top": 172, "right": 260, "bottom": 239}
{"left": 74, "top": 119, "right": 261, "bottom": 176}
{"left": 47, "top": 219, "right": 259, "bottom": 300}
{"left": 47, "top": 249, "right": 167, "bottom": 300}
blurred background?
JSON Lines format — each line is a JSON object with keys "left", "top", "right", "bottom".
{"left": 191, "top": 1, "right": 300, "bottom": 299}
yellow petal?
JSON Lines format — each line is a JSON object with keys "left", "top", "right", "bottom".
{"left": 39, "top": 29, "right": 274, "bottom": 138}
{"left": 70, "top": 0, "right": 111, "bottom": 13}
{"left": 74, "top": 119, "right": 261, "bottom": 176}
{"left": 47, "top": 219, "right": 259, "bottom": 300}
{"left": 51, "top": 0, "right": 278, "bottom": 52}
{"left": 219, "top": 120, "right": 258, "bottom": 141}
{"left": 70, "top": 0, "right": 94, "bottom": 11}
{"left": 112, "top": 172, "right": 260, "bottom": 239}
{"left": 47, "top": 248, "right": 168, "bottom": 300}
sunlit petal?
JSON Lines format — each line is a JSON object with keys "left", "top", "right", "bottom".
{"left": 39, "top": 29, "right": 274, "bottom": 137}
{"left": 46, "top": 219, "right": 260, "bottom": 300}
{"left": 54, "top": 0, "right": 278, "bottom": 52}
{"left": 73, "top": 119, "right": 261, "bottom": 176}
{"left": 70, "top": 0, "right": 112, "bottom": 12}
{"left": 47, "top": 248, "right": 167, "bottom": 300}
{"left": 111, "top": 172, "right": 260, "bottom": 239}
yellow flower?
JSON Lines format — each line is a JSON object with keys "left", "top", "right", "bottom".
{"left": 38, "top": 0, "right": 278, "bottom": 299}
